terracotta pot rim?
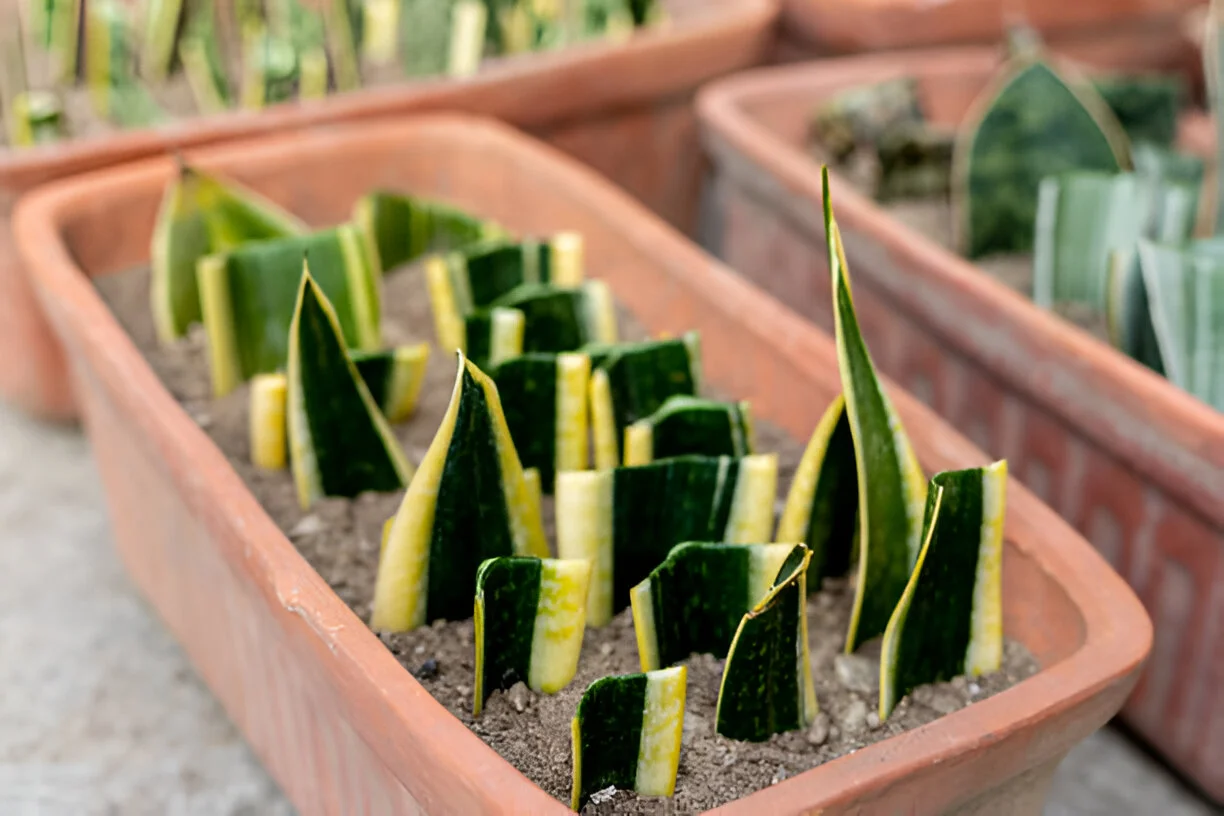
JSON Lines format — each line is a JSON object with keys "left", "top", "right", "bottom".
{"left": 696, "top": 44, "right": 1224, "bottom": 529}
{"left": 12, "top": 113, "right": 1152, "bottom": 811}
{"left": 0, "top": 0, "right": 777, "bottom": 183}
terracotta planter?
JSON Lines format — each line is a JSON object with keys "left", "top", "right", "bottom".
{"left": 14, "top": 114, "right": 1149, "bottom": 814}
{"left": 0, "top": 0, "right": 775, "bottom": 423}
{"left": 696, "top": 46, "right": 1224, "bottom": 801}
{"left": 777, "top": 0, "right": 1203, "bottom": 68}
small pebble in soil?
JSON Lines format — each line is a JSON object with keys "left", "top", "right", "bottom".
{"left": 289, "top": 514, "right": 325, "bottom": 538}
{"left": 840, "top": 699, "right": 869, "bottom": 735}
{"left": 806, "top": 713, "right": 830, "bottom": 746}
{"left": 413, "top": 659, "right": 439, "bottom": 680}
{"left": 866, "top": 712, "right": 881, "bottom": 730}
{"left": 834, "top": 653, "right": 877, "bottom": 694}
{"left": 508, "top": 682, "right": 530, "bottom": 713}
{"left": 590, "top": 787, "right": 618, "bottom": 806}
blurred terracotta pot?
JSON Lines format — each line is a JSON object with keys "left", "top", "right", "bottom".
{"left": 697, "top": 46, "right": 1224, "bottom": 802}
{"left": 0, "top": 0, "right": 775, "bottom": 422}
{"left": 13, "top": 114, "right": 1148, "bottom": 815}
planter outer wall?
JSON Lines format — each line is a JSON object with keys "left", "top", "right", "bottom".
{"left": 697, "top": 47, "right": 1224, "bottom": 801}
{"left": 776, "top": 0, "right": 1202, "bottom": 66}
{"left": 13, "top": 115, "right": 1150, "bottom": 815}
{"left": 0, "top": 0, "right": 775, "bottom": 422}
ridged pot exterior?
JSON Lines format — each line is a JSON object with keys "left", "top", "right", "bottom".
{"left": 14, "top": 115, "right": 1150, "bottom": 814}
{"left": 0, "top": 0, "right": 776, "bottom": 422}
{"left": 697, "top": 47, "right": 1224, "bottom": 801}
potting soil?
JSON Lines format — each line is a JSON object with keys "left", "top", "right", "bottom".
{"left": 97, "top": 260, "right": 1037, "bottom": 813}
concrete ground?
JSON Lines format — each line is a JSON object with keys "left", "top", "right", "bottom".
{"left": 0, "top": 400, "right": 1214, "bottom": 815}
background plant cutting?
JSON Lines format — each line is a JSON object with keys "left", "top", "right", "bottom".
{"left": 2, "top": 0, "right": 665, "bottom": 148}
{"left": 809, "top": 13, "right": 1224, "bottom": 414}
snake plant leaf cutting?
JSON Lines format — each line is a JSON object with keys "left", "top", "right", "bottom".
{"left": 350, "top": 344, "right": 431, "bottom": 423}
{"left": 179, "top": 1, "right": 231, "bottom": 114}
{"left": 1133, "top": 239, "right": 1224, "bottom": 409}
{"left": 1031, "top": 172, "right": 1148, "bottom": 311}
{"left": 490, "top": 352, "right": 591, "bottom": 492}
{"left": 776, "top": 393, "right": 859, "bottom": 591}
{"left": 587, "top": 332, "right": 702, "bottom": 469}
{"left": 1106, "top": 250, "right": 1166, "bottom": 375}
{"left": 1206, "top": 0, "right": 1224, "bottom": 234}
{"left": 250, "top": 372, "right": 289, "bottom": 470}
{"left": 461, "top": 306, "right": 526, "bottom": 371}
{"left": 715, "top": 544, "right": 818, "bottom": 742}
{"left": 824, "top": 167, "right": 927, "bottom": 652}
{"left": 1033, "top": 162, "right": 1201, "bottom": 314}
{"left": 286, "top": 270, "right": 411, "bottom": 508}
{"left": 570, "top": 665, "right": 686, "bottom": 811}
{"left": 139, "top": 0, "right": 184, "bottom": 81}
{"left": 424, "top": 234, "right": 585, "bottom": 350}
{"left": 352, "top": 190, "right": 503, "bottom": 276}
{"left": 27, "top": 0, "right": 81, "bottom": 81}
{"left": 248, "top": 345, "right": 425, "bottom": 472}
{"left": 556, "top": 453, "right": 777, "bottom": 627}
{"left": 879, "top": 461, "right": 1007, "bottom": 719}
{"left": 371, "top": 351, "right": 548, "bottom": 632}
{"left": 953, "top": 53, "right": 1129, "bottom": 258}
{"left": 5, "top": 91, "right": 64, "bottom": 147}
{"left": 622, "top": 395, "right": 752, "bottom": 466}
{"left": 630, "top": 542, "right": 800, "bottom": 672}
{"left": 240, "top": 27, "right": 301, "bottom": 109}
{"left": 400, "top": 0, "right": 458, "bottom": 76}
{"left": 494, "top": 281, "right": 617, "bottom": 353}
{"left": 150, "top": 163, "right": 307, "bottom": 344}
{"left": 473, "top": 556, "right": 592, "bottom": 715}
{"left": 197, "top": 224, "right": 379, "bottom": 395}
{"left": 1092, "top": 74, "right": 1183, "bottom": 150}
{"left": 323, "top": 0, "right": 361, "bottom": 92}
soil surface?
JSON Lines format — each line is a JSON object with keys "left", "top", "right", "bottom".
{"left": 96, "top": 258, "right": 1038, "bottom": 813}
{"left": 815, "top": 146, "right": 1111, "bottom": 342}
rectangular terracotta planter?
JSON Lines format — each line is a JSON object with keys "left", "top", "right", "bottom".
{"left": 13, "top": 114, "right": 1149, "bottom": 815}
{"left": 0, "top": 0, "right": 775, "bottom": 422}
{"left": 696, "top": 46, "right": 1224, "bottom": 801}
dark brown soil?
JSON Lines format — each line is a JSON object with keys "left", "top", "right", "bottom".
{"left": 815, "top": 146, "right": 1111, "bottom": 342}
{"left": 96, "top": 259, "right": 1038, "bottom": 813}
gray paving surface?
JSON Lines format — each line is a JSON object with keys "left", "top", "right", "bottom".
{"left": 0, "top": 400, "right": 1214, "bottom": 815}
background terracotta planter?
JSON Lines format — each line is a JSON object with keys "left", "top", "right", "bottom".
{"left": 697, "top": 46, "right": 1224, "bottom": 801}
{"left": 14, "top": 115, "right": 1149, "bottom": 815}
{"left": 775, "top": 0, "right": 1204, "bottom": 75}
{"left": 0, "top": 0, "right": 775, "bottom": 423}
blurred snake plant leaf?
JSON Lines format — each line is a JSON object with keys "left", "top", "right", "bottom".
{"left": 196, "top": 224, "right": 379, "bottom": 395}
{"left": 586, "top": 333, "right": 702, "bottom": 469}
{"left": 150, "top": 163, "right": 306, "bottom": 344}
{"left": 179, "top": 0, "right": 232, "bottom": 113}
{"left": 287, "top": 269, "right": 412, "bottom": 508}
{"left": 1134, "top": 239, "right": 1224, "bottom": 410}
{"left": 140, "top": 0, "right": 185, "bottom": 81}
{"left": 371, "top": 351, "right": 548, "bottom": 632}
{"left": 352, "top": 190, "right": 507, "bottom": 276}
{"left": 622, "top": 395, "right": 753, "bottom": 467}
{"left": 953, "top": 49, "right": 1130, "bottom": 258}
